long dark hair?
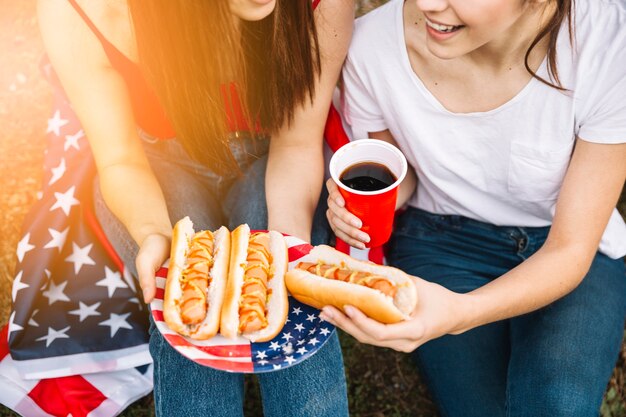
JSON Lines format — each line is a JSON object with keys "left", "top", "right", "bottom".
{"left": 127, "top": 0, "right": 320, "bottom": 175}
{"left": 524, "top": 0, "right": 575, "bottom": 91}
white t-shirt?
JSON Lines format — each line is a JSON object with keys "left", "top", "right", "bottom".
{"left": 342, "top": 0, "right": 626, "bottom": 259}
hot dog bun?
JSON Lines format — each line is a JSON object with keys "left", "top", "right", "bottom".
{"left": 285, "top": 245, "right": 417, "bottom": 323}
{"left": 220, "top": 224, "right": 288, "bottom": 342}
{"left": 163, "top": 217, "right": 230, "bottom": 340}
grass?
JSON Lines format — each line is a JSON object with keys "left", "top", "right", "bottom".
{"left": 0, "top": 1, "right": 624, "bottom": 416}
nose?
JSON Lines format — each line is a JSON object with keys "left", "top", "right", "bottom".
{"left": 415, "top": 0, "right": 449, "bottom": 13}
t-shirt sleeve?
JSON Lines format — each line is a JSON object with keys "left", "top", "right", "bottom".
{"left": 576, "top": 31, "right": 626, "bottom": 144}
{"left": 341, "top": 52, "right": 388, "bottom": 135}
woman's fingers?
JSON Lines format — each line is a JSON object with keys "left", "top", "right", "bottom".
{"left": 325, "top": 179, "right": 371, "bottom": 248}
{"left": 320, "top": 305, "right": 423, "bottom": 352}
{"left": 135, "top": 233, "right": 170, "bottom": 303}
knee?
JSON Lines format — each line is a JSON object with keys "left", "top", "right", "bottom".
{"left": 508, "top": 379, "right": 603, "bottom": 417}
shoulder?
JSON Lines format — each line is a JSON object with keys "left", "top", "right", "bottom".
{"left": 38, "top": 0, "right": 133, "bottom": 61}
{"left": 572, "top": 0, "right": 626, "bottom": 57}
{"left": 347, "top": 0, "right": 401, "bottom": 68}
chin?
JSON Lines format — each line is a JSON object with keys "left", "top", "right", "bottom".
{"left": 425, "top": 42, "right": 464, "bottom": 60}
{"left": 233, "top": 1, "right": 276, "bottom": 21}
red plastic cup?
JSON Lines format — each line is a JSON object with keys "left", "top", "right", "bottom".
{"left": 329, "top": 139, "right": 408, "bottom": 248}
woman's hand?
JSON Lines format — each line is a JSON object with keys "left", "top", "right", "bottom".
{"left": 136, "top": 233, "right": 171, "bottom": 304}
{"left": 319, "top": 277, "right": 469, "bottom": 352}
{"left": 325, "top": 178, "right": 371, "bottom": 249}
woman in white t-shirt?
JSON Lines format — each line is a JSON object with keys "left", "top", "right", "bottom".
{"left": 321, "top": 0, "right": 626, "bottom": 415}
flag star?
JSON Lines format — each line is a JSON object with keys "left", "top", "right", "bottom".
{"left": 43, "top": 280, "right": 71, "bottom": 305}
{"left": 44, "top": 227, "right": 69, "bottom": 252}
{"left": 296, "top": 339, "right": 306, "bottom": 346}
{"left": 46, "top": 109, "right": 69, "bottom": 136}
{"left": 294, "top": 323, "right": 305, "bottom": 332}
{"left": 272, "top": 364, "right": 282, "bottom": 370}
{"left": 320, "top": 328, "right": 331, "bottom": 336}
{"left": 296, "top": 346, "right": 308, "bottom": 355}
{"left": 8, "top": 312, "right": 23, "bottom": 336}
{"left": 64, "top": 129, "right": 84, "bottom": 151}
{"left": 65, "top": 242, "right": 96, "bottom": 274}
{"left": 96, "top": 266, "right": 128, "bottom": 297}
{"left": 100, "top": 312, "right": 133, "bottom": 337}
{"left": 69, "top": 301, "right": 101, "bottom": 322}
{"left": 281, "top": 332, "right": 293, "bottom": 342}
{"left": 122, "top": 268, "right": 137, "bottom": 293}
{"left": 12, "top": 271, "right": 29, "bottom": 301}
{"left": 292, "top": 307, "right": 302, "bottom": 316}
{"left": 257, "top": 359, "right": 268, "bottom": 366}
{"left": 36, "top": 326, "right": 71, "bottom": 347}
{"left": 48, "top": 158, "right": 66, "bottom": 185}
{"left": 282, "top": 343, "right": 294, "bottom": 355}
{"left": 285, "top": 318, "right": 291, "bottom": 323}
{"left": 309, "top": 328, "right": 316, "bottom": 335}
{"left": 50, "top": 186, "right": 80, "bottom": 216}
{"left": 308, "top": 337, "right": 320, "bottom": 346}
{"left": 29, "top": 309, "right": 39, "bottom": 327}
{"left": 284, "top": 356, "right": 296, "bottom": 365}
{"left": 16, "top": 233, "right": 35, "bottom": 262}
{"left": 255, "top": 350, "right": 268, "bottom": 360}
{"left": 269, "top": 341, "right": 281, "bottom": 351}
{"left": 306, "top": 314, "right": 316, "bottom": 322}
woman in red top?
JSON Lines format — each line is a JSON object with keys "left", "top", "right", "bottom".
{"left": 38, "top": 0, "right": 353, "bottom": 415}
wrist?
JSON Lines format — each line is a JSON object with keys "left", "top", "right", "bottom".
{"left": 448, "top": 292, "right": 481, "bottom": 335}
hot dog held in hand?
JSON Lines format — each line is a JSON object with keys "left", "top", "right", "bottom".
{"left": 163, "top": 217, "right": 230, "bottom": 340}
{"left": 285, "top": 245, "right": 418, "bottom": 324}
{"left": 220, "top": 224, "right": 289, "bottom": 343}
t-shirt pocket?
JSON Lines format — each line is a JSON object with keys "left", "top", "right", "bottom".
{"left": 507, "top": 141, "right": 573, "bottom": 202}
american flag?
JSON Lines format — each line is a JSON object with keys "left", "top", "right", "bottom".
{"left": 0, "top": 60, "right": 153, "bottom": 416}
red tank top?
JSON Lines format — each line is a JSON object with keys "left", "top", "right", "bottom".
{"left": 68, "top": 0, "right": 323, "bottom": 139}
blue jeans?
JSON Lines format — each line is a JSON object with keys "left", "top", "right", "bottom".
{"left": 386, "top": 207, "right": 626, "bottom": 417}
{"left": 94, "top": 133, "right": 347, "bottom": 417}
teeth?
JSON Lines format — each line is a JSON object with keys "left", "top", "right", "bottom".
{"left": 425, "top": 18, "right": 460, "bottom": 33}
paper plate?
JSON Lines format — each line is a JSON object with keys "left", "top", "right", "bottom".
{"left": 150, "top": 235, "right": 335, "bottom": 373}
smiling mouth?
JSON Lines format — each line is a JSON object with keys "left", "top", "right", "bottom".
{"left": 425, "top": 18, "right": 464, "bottom": 33}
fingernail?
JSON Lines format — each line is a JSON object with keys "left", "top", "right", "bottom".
{"left": 336, "top": 198, "right": 345, "bottom": 207}
{"left": 361, "top": 233, "right": 370, "bottom": 243}
{"left": 143, "top": 289, "right": 150, "bottom": 303}
{"left": 352, "top": 219, "right": 362, "bottom": 228}
{"left": 344, "top": 305, "right": 355, "bottom": 317}
{"left": 321, "top": 307, "right": 334, "bottom": 321}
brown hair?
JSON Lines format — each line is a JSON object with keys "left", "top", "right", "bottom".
{"left": 128, "top": 0, "right": 320, "bottom": 175}
{"left": 524, "top": 0, "right": 575, "bottom": 91}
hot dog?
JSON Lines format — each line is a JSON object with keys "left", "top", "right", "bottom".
{"left": 285, "top": 245, "right": 418, "bottom": 323}
{"left": 163, "top": 217, "right": 230, "bottom": 340}
{"left": 220, "top": 224, "right": 288, "bottom": 342}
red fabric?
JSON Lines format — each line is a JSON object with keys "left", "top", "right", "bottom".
{"left": 0, "top": 326, "right": 9, "bottom": 361}
{"left": 324, "top": 104, "right": 351, "bottom": 152}
{"left": 28, "top": 376, "right": 107, "bottom": 417}
{"left": 67, "top": 0, "right": 176, "bottom": 139}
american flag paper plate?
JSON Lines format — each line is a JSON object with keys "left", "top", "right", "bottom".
{"left": 150, "top": 235, "right": 335, "bottom": 373}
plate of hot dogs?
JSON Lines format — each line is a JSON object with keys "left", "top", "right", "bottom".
{"left": 150, "top": 217, "right": 418, "bottom": 373}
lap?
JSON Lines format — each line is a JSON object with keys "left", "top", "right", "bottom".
{"left": 386, "top": 207, "right": 626, "bottom": 417}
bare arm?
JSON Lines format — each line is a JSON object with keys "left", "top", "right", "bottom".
{"left": 38, "top": 0, "right": 171, "bottom": 301}
{"left": 456, "top": 139, "right": 626, "bottom": 331}
{"left": 323, "top": 139, "right": 626, "bottom": 352}
{"left": 265, "top": 0, "right": 354, "bottom": 241}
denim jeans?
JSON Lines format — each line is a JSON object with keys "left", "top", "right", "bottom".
{"left": 387, "top": 207, "right": 626, "bottom": 417}
{"left": 94, "top": 132, "right": 347, "bottom": 417}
